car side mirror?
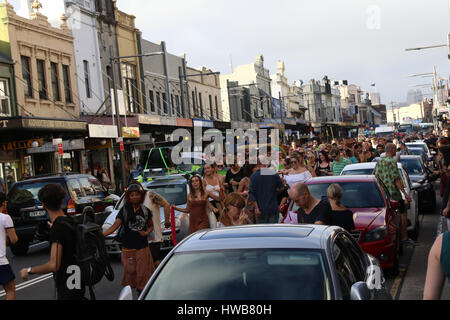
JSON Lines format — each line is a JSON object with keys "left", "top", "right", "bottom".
{"left": 390, "top": 200, "right": 400, "bottom": 210}
{"left": 105, "top": 206, "right": 114, "bottom": 214}
{"left": 118, "top": 286, "right": 134, "bottom": 300}
{"left": 350, "top": 282, "right": 371, "bottom": 300}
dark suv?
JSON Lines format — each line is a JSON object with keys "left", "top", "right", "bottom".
{"left": 7, "top": 173, "right": 114, "bottom": 256}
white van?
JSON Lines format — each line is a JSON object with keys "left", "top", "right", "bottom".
{"left": 375, "top": 126, "right": 395, "bottom": 136}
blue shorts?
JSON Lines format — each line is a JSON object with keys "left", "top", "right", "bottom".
{"left": 0, "top": 264, "right": 15, "bottom": 286}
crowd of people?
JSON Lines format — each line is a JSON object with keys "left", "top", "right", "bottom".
{"left": 4, "top": 129, "right": 450, "bottom": 300}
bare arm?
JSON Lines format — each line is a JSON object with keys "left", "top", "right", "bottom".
{"left": 6, "top": 228, "right": 18, "bottom": 245}
{"left": 21, "top": 242, "right": 62, "bottom": 280}
{"left": 424, "top": 234, "right": 445, "bottom": 300}
{"left": 206, "top": 190, "right": 221, "bottom": 202}
{"left": 103, "top": 218, "right": 122, "bottom": 237}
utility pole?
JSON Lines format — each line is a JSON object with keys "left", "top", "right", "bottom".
{"left": 110, "top": 57, "right": 127, "bottom": 193}
{"left": 161, "top": 41, "right": 172, "bottom": 117}
{"left": 279, "top": 91, "right": 285, "bottom": 143}
{"left": 179, "top": 66, "right": 186, "bottom": 118}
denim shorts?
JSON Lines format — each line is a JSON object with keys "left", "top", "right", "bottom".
{"left": 0, "top": 264, "right": 15, "bottom": 286}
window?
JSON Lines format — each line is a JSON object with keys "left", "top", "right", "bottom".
{"left": 156, "top": 92, "right": 161, "bottom": 114}
{"left": 21, "top": 56, "right": 32, "bottom": 98}
{"left": 332, "top": 237, "right": 359, "bottom": 300}
{"left": 175, "top": 95, "right": 180, "bottom": 117}
{"left": 209, "top": 95, "right": 213, "bottom": 120}
{"left": 83, "top": 60, "right": 91, "bottom": 98}
{"left": 62, "top": 65, "right": 72, "bottom": 103}
{"left": 50, "top": 62, "right": 60, "bottom": 101}
{"left": 162, "top": 92, "right": 168, "bottom": 114}
{"left": 171, "top": 94, "right": 175, "bottom": 116}
{"left": 36, "top": 59, "right": 47, "bottom": 100}
{"left": 144, "top": 249, "right": 329, "bottom": 300}
{"left": 0, "top": 80, "right": 10, "bottom": 116}
{"left": 192, "top": 91, "right": 197, "bottom": 115}
{"left": 121, "top": 63, "right": 139, "bottom": 113}
{"left": 215, "top": 96, "right": 219, "bottom": 119}
{"left": 199, "top": 92, "right": 203, "bottom": 118}
{"left": 149, "top": 90, "right": 155, "bottom": 113}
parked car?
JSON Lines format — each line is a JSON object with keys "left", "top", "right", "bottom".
{"left": 286, "top": 176, "right": 402, "bottom": 275}
{"left": 7, "top": 173, "right": 115, "bottom": 256}
{"left": 102, "top": 176, "right": 191, "bottom": 258}
{"left": 373, "top": 155, "right": 437, "bottom": 212}
{"left": 118, "top": 225, "right": 391, "bottom": 300}
{"left": 341, "top": 162, "right": 420, "bottom": 239}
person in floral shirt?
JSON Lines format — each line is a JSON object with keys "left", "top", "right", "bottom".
{"left": 374, "top": 143, "right": 412, "bottom": 244}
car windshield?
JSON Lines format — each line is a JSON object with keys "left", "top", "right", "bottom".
{"left": 8, "top": 180, "right": 66, "bottom": 206}
{"left": 148, "top": 184, "right": 187, "bottom": 206}
{"left": 341, "top": 168, "right": 374, "bottom": 176}
{"left": 144, "top": 249, "right": 330, "bottom": 300}
{"left": 407, "top": 144, "right": 428, "bottom": 154}
{"left": 305, "top": 182, "right": 385, "bottom": 208}
{"left": 176, "top": 158, "right": 205, "bottom": 173}
{"left": 399, "top": 159, "right": 424, "bottom": 175}
{"left": 409, "top": 149, "right": 425, "bottom": 157}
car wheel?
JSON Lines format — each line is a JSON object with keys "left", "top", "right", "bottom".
{"left": 10, "top": 240, "right": 30, "bottom": 256}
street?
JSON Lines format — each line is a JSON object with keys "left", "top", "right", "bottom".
{"left": 0, "top": 182, "right": 443, "bottom": 301}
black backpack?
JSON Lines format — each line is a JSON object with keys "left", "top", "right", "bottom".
{"left": 59, "top": 207, "right": 114, "bottom": 300}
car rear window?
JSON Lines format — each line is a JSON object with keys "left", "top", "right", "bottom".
{"left": 67, "top": 177, "right": 106, "bottom": 199}
{"left": 341, "top": 169, "right": 374, "bottom": 176}
{"left": 145, "top": 249, "right": 330, "bottom": 300}
{"left": 306, "top": 182, "right": 385, "bottom": 209}
{"left": 8, "top": 180, "right": 67, "bottom": 206}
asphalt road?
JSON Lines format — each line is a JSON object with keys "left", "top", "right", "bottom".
{"left": 0, "top": 182, "right": 442, "bottom": 300}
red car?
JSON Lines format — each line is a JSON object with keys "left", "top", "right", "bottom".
{"left": 286, "top": 175, "right": 402, "bottom": 275}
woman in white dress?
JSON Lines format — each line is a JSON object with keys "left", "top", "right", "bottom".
{"left": 203, "top": 163, "right": 224, "bottom": 217}
{"left": 284, "top": 153, "right": 313, "bottom": 188}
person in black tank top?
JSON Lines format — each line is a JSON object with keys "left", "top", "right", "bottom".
{"left": 327, "top": 184, "right": 355, "bottom": 232}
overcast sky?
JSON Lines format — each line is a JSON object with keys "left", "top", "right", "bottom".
{"left": 9, "top": 0, "right": 450, "bottom": 106}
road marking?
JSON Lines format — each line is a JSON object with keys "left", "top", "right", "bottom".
{"left": 0, "top": 273, "right": 53, "bottom": 298}
{"left": 390, "top": 267, "right": 406, "bottom": 299}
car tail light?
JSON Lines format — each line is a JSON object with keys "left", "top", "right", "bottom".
{"left": 67, "top": 199, "right": 77, "bottom": 216}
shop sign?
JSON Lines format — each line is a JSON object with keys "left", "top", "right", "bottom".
{"left": 193, "top": 119, "right": 214, "bottom": 128}
{"left": 27, "top": 139, "right": 85, "bottom": 154}
{"left": 138, "top": 115, "right": 161, "bottom": 125}
{"left": 0, "top": 139, "right": 42, "bottom": 151}
{"left": 283, "top": 118, "right": 296, "bottom": 126}
{"left": 160, "top": 117, "right": 177, "bottom": 126}
{"left": 122, "top": 127, "right": 140, "bottom": 139}
{"left": 88, "top": 124, "right": 118, "bottom": 139}
{"left": 22, "top": 118, "right": 87, "bottom": 131}
{"left": 177, "top": 118, "right": 193, "bottom": 127}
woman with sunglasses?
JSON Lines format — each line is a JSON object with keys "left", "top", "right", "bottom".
{"left": 305, "top": 150, "right": 318, "bottom": 177}
{"left": 172, "top": 175, "right": 219, "bottom": 234}
{"left": 284, "top": 154, "right": 313, "bottom": 188}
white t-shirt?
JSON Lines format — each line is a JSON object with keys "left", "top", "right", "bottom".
{"left": 0, "top": 213, "right": 14, "bottom": 265}
{"left": 285, "top": 171, "right": 313, "bottom": 188}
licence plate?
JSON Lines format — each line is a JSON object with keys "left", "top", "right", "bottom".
{"left": 29, "top": 210, "right": 47, "bottom": 218}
